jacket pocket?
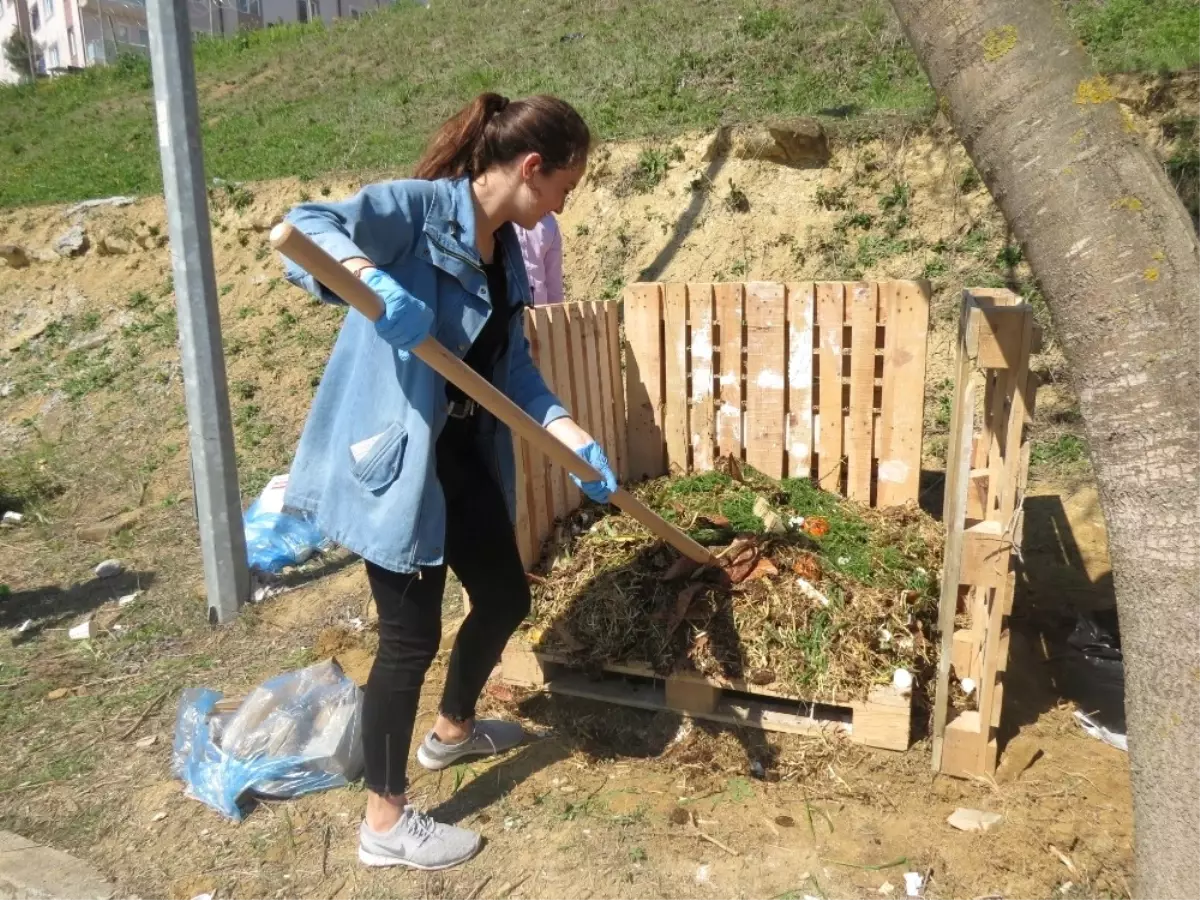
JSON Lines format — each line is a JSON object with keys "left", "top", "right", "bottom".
{"left": 349, "top": 422, "right": 408, "bottom": 493}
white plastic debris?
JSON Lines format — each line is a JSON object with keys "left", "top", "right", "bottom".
{"left": 947, "top": 807, "right": 1003, "bottom": 832}
{"left": 68, "top": 620, "right": 93, "bottom": 640}
{"left": 893, "top": 668, "right": 913, "bottom": 695}
{"left": 880, "top": 627, "right": 894, "bottom": 645}
{"left": 347, "top": 617, "right": 365, "bottom": 632}
{"left": 151, "top": 811, "right": 167, "bottom": 822}
{"left": 961, "top": 677, "right": 976, "bottom": 696}
{"left": 16, "top": 619, "right": 34, "bottom": 634}
{"left": 878, "top": 882, "right": 895, "bottom": 896}
{"left": 837, "top": 555, "right": 850, "bottom": 566}
{"left": 94, "top": 559, "right": 123, "bottom": 578}
{"left": 2, "top": 511, "right": 23, "bottom": 525}
{"left": 118, "top": 591, "right": 142, "bottom": 607}
{"left": 789, "top": 516, "right": 805, "bottom": 529}
{"left": 796, "top": 577, "right": 831, "bottom": 607}
{"left": 1073, "top": 710, "right": 1128, "bottom": 752}
{"left": 904, "top": 872, "right": 924, "bottom": 897}
{"left": 694, "top": 865, "right": 711, "bottom": 884}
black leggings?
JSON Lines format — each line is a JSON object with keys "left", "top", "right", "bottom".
{"left": 361, "top": 419, "right": 531, "bottom": 796}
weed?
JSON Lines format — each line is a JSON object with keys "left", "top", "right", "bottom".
{"left": 220, "top": 284, "right": 233, "bottom": 297}
{"left": 1031, "top": 433, "right": 1088, "bottom": 469}
{"left": 234, "top": 403, "right": 273, "bottom": 448}
{"left": 725, "top": 180, "right": 750, "bottom": 213}
{"left": 836, "top": 211, "right": 874, "bottom": 232}
{"left": 996, "top": 243, "right": 1023, "bottom": 267}
{"left": 629, "top": 148, "right": 671, "bottom": 194}
{"left": 231, "top": 379, "right": 258, "bottom": 400}
{"left": 959, "top": 165, "right": 982, "bottom": 193}
{"left": 601, "top": 276, "right": 625, "bottom": 301}
{"left": 730, "top": 258, "right": 748, "bottom": 277}
{"left": 814, "top": 185, "right": 849, "bottom": 210}
{"left": 879, "top": 181, "right": 911, "bottom": 213}
{"left": 922, "top": 257, "right": 948, "bottom": 279}
{"left": 278, "top": 308, "right": 300, "bottom": 328}
{"left": 740, "top": 7, "right": 789, "bottom": 39}
{"left": 126, "top": 290, "right": 151, "bottom": 311}
{"left": 575, "top": 223, "right": 590, "bottom": 237}
{"left": 628, "top": 846, "right": 647, "bottom": 863}
{"left": 237, "top": 306, "right": 254, "bottom": 319}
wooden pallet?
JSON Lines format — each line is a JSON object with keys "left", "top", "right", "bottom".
{"left": 499, "top": 642, "right": 912, "bottom": 751}
{"left": 623, "top": 280, "right": 930, "bottom": 506}
{"left": 932, "top": 289, "right": 1039, "bottom": 778}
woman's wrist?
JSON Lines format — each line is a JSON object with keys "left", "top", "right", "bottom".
{"left": 345, "top": 257, "right": 377, "bottom": 279}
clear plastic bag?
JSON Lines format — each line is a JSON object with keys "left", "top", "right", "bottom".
{"left": 244, "top": 473, "right": 329, "bottom": 573}
{"left": 172, "top": 659, "right": 364, "bottom": 821}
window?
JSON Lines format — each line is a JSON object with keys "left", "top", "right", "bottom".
{"left": 46, "top": 43, "right": 58, "bottom": 68}
{"left": 44, "top": 0, "right": 54, "bottom": 21}
{"left": 138, "top": 28, "right": 149, "bottom": 45}
{"left": 67, "top": 26, "right": 76, "bottom": 61}
{"left": 296, "top": 0, "right": 307, "bottom": 21}
{"left": 116, "top": 24, "right": 129, "bottom": 42}
{"left": 86, "top": 39, "right": 101, "bottom": 62}
{"left": 30, "top": 4, "right": 39, "bottom": 30}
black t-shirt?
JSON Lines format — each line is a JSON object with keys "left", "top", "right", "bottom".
{"left": 446, "top": 249, "right": 518, "bottom": 405}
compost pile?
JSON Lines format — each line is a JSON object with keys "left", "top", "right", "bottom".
{"left": 525, "top": 460, "right": 945, "bottom": 701}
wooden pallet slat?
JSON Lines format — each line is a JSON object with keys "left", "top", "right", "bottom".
{"left": 532, "top": 306, "right": 569, "bottom": 522}
{"left": 744, "top": 282, "right": 787, "bottom": 479}
{"left": 582, "top": 303, "right": 610, "bottom": 460}
{"left": 592, "top": 301, "right": 622, "bottom": 482}
{"left": 663, "top": 283, "right": 690, "bottom": 473}
{"left": 688, "top": 284, "right": 716, "bottom": 472}
{"left": 816, "top": 282, "right": 846, "bottom": 491}
{"left": 500, "top": 642, "right": 911, "bottom": 751}
{"left": 548, "top": 304, "right": 581, "bottom": 509}
{"left": 525, "top": 312, "right": 553, "bottom": 550}
{"left": 877, "top": 281, "right": 930, "bottom": 506}
{"left": 846, "top": 282, "right": 878, "bottom": 502}
{"left": 566, "top": 302, "right": 594, "bottom": 444}
{"left": 624, "top": 284, "right": 665, "bottom": 480}
{"left": 605, "top": 300, "right": 628, "bottom": 481}
{"left": 785, "top": 282, "right": 815, "bottom": 480}
{"left": 513, "top": 437, "right": 535, "bottom": 569}
{"left": 714, "top": 283, "right": 744, "bottom": 461}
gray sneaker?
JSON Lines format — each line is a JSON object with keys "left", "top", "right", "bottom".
{"left": 416, "top": 719, "right": 525, "bottom": 771}
{"left": 358, "top": 806, "right": 481, "bottom": 870}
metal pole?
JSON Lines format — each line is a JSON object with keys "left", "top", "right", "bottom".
{"left": 146, "top": 0, "right": 249, "bottom": 624}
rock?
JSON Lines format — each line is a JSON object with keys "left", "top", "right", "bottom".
{"left": 0, "top": 244, "right": 30, "bottom": 269}
{"left": 78, "top": 510, "right": 142, "bottom": 543}
{"left": 996, "top": 736, "right": 1043, "bottom": 784}
{"left": 947, "top": 807, "right": 1003, "bottom": 832}
{"left": 46, "top": 688, "right": 70, "bottom": 701}
{"left": 703, "top": 120, "right": 830, "bottom": 168}
{"left": 68, "top": 620, "right": 92, "bottom": 640}
{"left": 93, "top": 558, "right": 123, "bottom": 578}
{"left": 63, "top": 196, "right": 135, "bottom": 216}
{"left": 54, "top": 225, "right": 90, "bottom": 258}
{"left": 98, "top": 235, "right": 134, "bottom": 256}
{"left": 135, "top": 734, "right": 157, "bottom": 749}
{"left": 1, "top": 511, "right": 23, "bottom": 525}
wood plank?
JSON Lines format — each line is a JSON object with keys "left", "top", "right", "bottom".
{"left": 877, "top": 281, "right": 931, "bottom": 506}
{"left": 580, "top": 302, "right": 609, "bottom": 459}
{"left": 846, "top": 282, "right": 878, "bottom": 502}
{"left": 513, "top": 437, "right": 534, "bottom": 569}
{"left": 623, "top": 284, "right": 666, "bottom": 481}
{"left": 714, "top": 283, "right": 744, "bottom": 461}
{"left": 605, "top": 300, "right": 628, "bottom": 481}
{"left": 848, "top": 685, "right": 912, "bottom": 752}
{"left": 743, "top": 282, "right": 787, "bottom": 479}
{"left": 932, "top": 297, "right": 981, "bottom": 773}
{"left": 662, "top": 283, "right": 691, "bottom": 473}
{"left": 548, "top": 305, "right": 581, "bottom": 509}
{"left": 688, "top": 284, "right": 716, "bottom": 471}
{"left": 785, "top": 282, "right": 815, "bottom": 480}
{"left": 525, "top": 310, "right": 554, "bottom": 545}
{"left": 532, "top": 306, "right": 568, "bottom": 522}
{"left": 816, "top": 282, "right": 846, "bottom": 492}
{"left": 592, "top": 301, "right": 622, "bottom": 483}
{"left": 566, "top": 301, "right": 596, "bottom": 453}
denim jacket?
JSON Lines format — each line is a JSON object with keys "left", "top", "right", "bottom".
{"left": 280, "top": 176, "right": 568, "bottom": 573}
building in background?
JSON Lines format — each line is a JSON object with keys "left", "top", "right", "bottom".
{"left": 1, "top": 0, "right": 396, "bottom": 83}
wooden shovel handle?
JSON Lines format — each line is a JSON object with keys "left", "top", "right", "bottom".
{"left": 270, "top": 222, "right": 717, "bottom": 566}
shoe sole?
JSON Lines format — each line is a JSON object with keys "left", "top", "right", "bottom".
{"left": 416, "top": 742, "right": 518, "bottom": 771}
{"left": 358, "top": 842, "right": 481, "bottom": 870}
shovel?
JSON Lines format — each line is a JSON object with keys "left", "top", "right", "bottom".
{"left": 270, "top": 223, "right": 717, "bottom": 567}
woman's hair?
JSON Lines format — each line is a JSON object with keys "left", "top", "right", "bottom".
{"left": 413, "top": 93, "right": 590, "bottom": 181}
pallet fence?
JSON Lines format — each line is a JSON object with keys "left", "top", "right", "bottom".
{"left": 622, "top": 281, "right": 930, "bottom": 507}
{"left": 932, "top": 289, "right": 1040, "bottom": 778}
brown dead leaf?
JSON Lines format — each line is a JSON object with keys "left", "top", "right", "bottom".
{"left": 716, "top": 455, "right": 745, "bottom": 482}
{"left": 663, "top": 556, "right": 702, "bottom": 581}
{"left": 697, "top": 513, "right": 730, "bottom": 529}
{"left": 46, "top": 688, "right": 69, "bottom": 701}
{"left": 721, "top": 536, "right": 762, "bottom": 584}
{"left": 744, "top": 557, "right": 779, "bottom": 582}
{"left": 485, "top": 682, "right": 517, "bottom": 703}
{"left": 666, "top": 583, "right": 708, "bottom": 635}
{"left": 749, "top": 668, "right": 776, "bottom": 685}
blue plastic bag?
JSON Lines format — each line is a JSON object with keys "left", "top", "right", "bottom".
{"left": 244, "top": 474, "right": 329, "bottom": 573}
{"left": 172, "top": 660, "right": 364, "bottom": 821}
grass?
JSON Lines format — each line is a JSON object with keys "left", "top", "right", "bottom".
{"left": 0, "top": 0, "right": 1194, "bottom": 207}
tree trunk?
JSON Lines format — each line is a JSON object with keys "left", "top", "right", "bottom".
{"left": 887, "top": 1, "right": 1199, "bottom": 896}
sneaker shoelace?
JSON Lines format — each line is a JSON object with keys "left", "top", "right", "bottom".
{"left": 403, "top": 807, "right": 438, "bottom": 843}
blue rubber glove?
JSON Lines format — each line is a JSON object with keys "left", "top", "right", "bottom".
{"left": 571, "top": 442, "right": 618, "bottom": 504}
{"left": 363, "top": 268, "right": 433, "bottom": 356}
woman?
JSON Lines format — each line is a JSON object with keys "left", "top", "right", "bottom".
{"left": 515, "top": 212, "right": 564, "bottom": 305}
{"left": 281, "top": 93, "right": 617, "bottom": 871}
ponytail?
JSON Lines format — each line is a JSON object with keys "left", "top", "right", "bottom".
{"left": 413, "top": 93, "right": 590, "bottom": 181}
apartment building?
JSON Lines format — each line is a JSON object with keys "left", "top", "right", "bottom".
{"left": 2, "top": 0, "right": 392, "bottom": 84}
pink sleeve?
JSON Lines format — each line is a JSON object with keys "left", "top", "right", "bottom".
{"left": 544, "top": 216, "right": 564, "bottom": 303}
